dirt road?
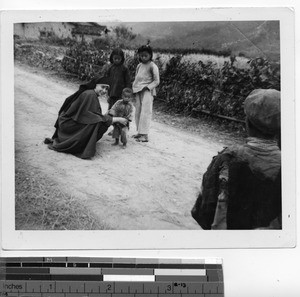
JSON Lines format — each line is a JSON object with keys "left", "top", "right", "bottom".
{"left": 14, "top": 64, "right": 224, "bottom": 230}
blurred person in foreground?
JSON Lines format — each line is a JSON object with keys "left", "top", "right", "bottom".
{"left": 191, "top": 89, "right": 281, "bottom": 230}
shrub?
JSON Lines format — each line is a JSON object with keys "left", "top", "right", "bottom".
{"left": 60, "top": 41, "right": 280, "bottom": 120}
{"left": 15, "top": 38, "right": 280, "bottom": 122}
{"left": 161, "top": 56, "right": 280, "bottom": 120}
{"left": 61, "top": 41, "right": 110, "bottom": 80}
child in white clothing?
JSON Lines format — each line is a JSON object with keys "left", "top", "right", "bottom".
{"left": 132, "top": 44, "right": 160, "bottom": 142}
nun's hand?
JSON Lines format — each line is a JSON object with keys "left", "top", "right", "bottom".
{"left": 112, "top": 117, "right": 128, "bottom": 125}
{"left": 118, "top": 117, "right": 128, "bottom": 125}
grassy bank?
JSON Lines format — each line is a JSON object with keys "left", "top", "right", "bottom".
{"left": 15, "top": 159, "right": 110, "bottom": 230}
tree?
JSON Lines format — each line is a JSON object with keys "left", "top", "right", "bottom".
{"left": 112, "top": 25, "right": 136, "bottom": 47}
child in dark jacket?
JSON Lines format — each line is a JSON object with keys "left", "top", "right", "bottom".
{"left": 104, "top": 48, "right": 131, "bottom": 109}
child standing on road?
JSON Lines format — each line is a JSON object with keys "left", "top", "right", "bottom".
{"left": 104, "top": 48, "right": 131, "bottom": 110}
{"left": 132, "top": 44, "right": 160, "bottom": 142}
{"left": 108, "top": 88, "right": 135, "bottom": 148}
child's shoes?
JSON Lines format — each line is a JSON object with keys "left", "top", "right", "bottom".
{"left": 136, "top": 135, "right": 148, "bottom": 142}
{"left": 112, "top": 139, "right": 119, "bottom": 146}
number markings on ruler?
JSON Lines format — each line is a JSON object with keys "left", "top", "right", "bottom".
{"left": 0, "top": 258, "right": 224, "bottom": 297}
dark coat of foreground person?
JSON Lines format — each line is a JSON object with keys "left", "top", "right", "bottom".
{"left": 45, "top": 76, "right": 128, "bottom": 159}
{"left": 191, "top": 89, "right": 281, "bottom": 230}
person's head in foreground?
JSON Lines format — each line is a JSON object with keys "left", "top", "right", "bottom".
{"left": 244, "top": 88, "right": 280, "bottom": 144}
{"left": 191, "top": 88, "right": 281, "bottom": 230}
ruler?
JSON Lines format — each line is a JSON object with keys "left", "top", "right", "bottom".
{"left": 0, "top": 257, "right": 224, "bottom": 297}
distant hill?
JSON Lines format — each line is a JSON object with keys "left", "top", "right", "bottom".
{"left": 103, "top": 21, "right": 280, "bottom": 61}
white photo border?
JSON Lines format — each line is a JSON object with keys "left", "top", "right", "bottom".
{"left": 0, "top": 7, "right": 296, "bottom": 250}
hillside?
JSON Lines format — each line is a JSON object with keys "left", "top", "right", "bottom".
{"left": 104, "top": 21, "right": 280, "bottom": 60}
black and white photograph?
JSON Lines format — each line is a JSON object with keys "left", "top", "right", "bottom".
{"left": 0, "top": 7, "right": 296, "bottom": 249}
{"left": 0, "top": 2, "right": 299, "bottom": 297}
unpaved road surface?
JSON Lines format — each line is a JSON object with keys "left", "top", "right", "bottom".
{"left": 15, "top": 64, "right": 224, "bottom": 230}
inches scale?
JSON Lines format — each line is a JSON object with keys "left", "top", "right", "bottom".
{"left": 0, "top": 257, "right": 224, "bottom": 297}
